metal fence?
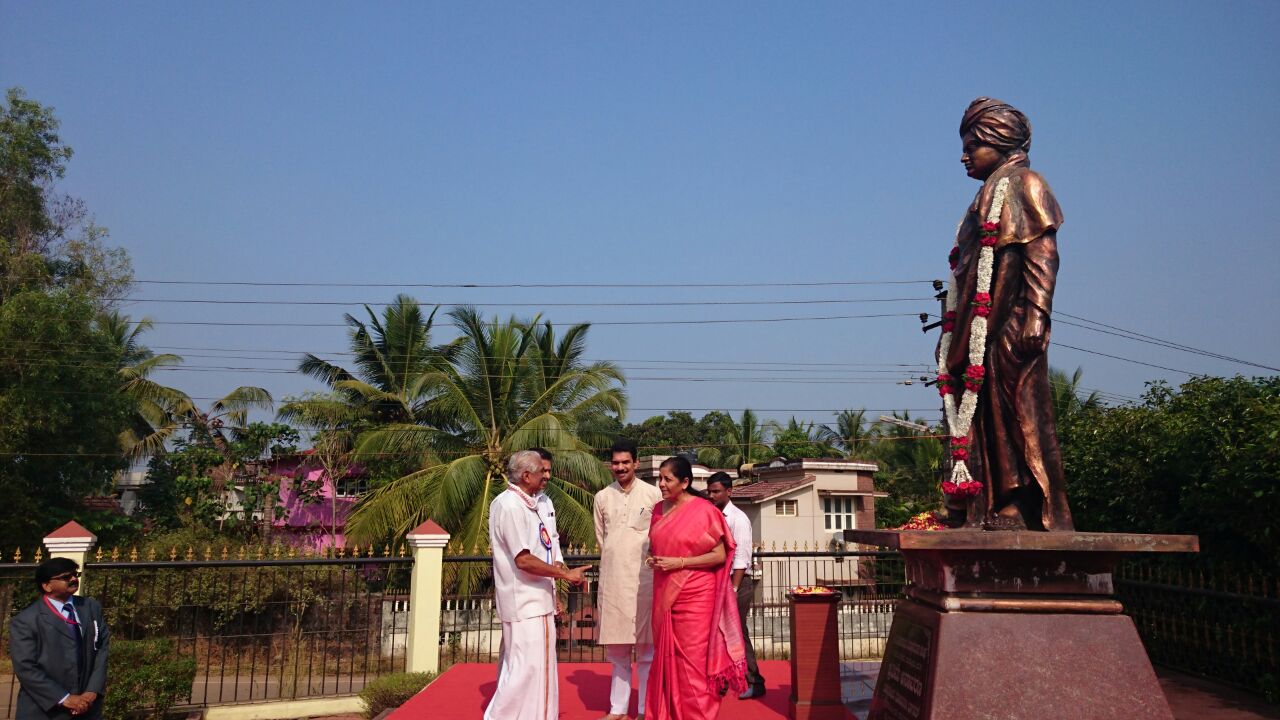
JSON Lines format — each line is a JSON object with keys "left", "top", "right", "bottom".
{"left": 0, "top": 559, "right": 40, "bottom": 720}
{"left": 439, "top": 550, "right": 906, "bottom": 669}
{"left": 1117, "top": 559, "right": 1279, "bottom": 700}
{"left": 1, "top": 551, "right": 413, "bottom": 717}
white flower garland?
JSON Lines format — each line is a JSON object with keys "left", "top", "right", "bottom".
{"left": 936, "top": 177, "right": 1010, "bottom": 496}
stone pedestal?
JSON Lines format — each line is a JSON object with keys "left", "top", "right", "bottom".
{"left": 788, "top": 591, "right": 856, "bottom": 720}
{"left": 846, "top": 529, "right": 1198, "bottom": 720}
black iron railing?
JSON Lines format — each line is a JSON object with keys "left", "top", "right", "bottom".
{"left": 1117, "top": 559, "right": 1279, "bottom": 700}
{"left": 0, "top": 555, "right": 413, "bottom": 717}
{"left": 439, "top": 550, "right": 906, "bottom": 669}
{"left": 1, "top": 561, "right": 41, "bottom": 720}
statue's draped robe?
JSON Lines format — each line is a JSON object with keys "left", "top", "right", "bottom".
{"left": 945, "top": 154, "right": 1074, "bottom": 530}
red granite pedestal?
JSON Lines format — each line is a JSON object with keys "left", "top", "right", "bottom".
{"left": 788, "top": 591, "right": 856, "bottom": 720}
{"left": 846, "top": 529, "right": 1199, "bottom": 720}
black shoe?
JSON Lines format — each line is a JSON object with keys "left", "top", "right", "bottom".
{"left": 738, "top": 686, "right": 766, "bottom": 700}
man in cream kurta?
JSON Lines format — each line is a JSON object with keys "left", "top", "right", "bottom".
{"left": 593, "top": 440, "right": 663, "bottom": 720}
{"left": 486, "top": 450, "right": 589, "bottom": 720}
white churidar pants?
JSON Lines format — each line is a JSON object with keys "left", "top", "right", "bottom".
{"left": 605, "top": 643, "right": 654, "bottom": 715}
{"left": 484, "top": 613, "right": 558, "bottom": 720}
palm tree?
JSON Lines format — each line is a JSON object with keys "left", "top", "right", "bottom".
{"left": 697, "top": 409, "right": 771, "bottom": 470}
{"left": 346, "top": 306, "right": 624, "bottom": 591}
{"left": 298, "top": 295, "right": 459, "bottom": 424}
{"left": 867, "top": 411, "right": 944, "bottom": 526}
{"left": 102, "top": 311, "right": 190, "bottom": 460}
{"left": 766, "top": 416, "right": 840, "bottom": 461}
{"left": 817, "top": 409, "right": 875, "bottom": 460}
{"left": 1050, "top": 366, "right": 1101, "bottom": 423}
{"left": 525, "top": 319, "right": 625, "bottom": 452}
{"left": 278, "top": 392, "right": 368, "bottom": 549}
{"left": 102, "top": 311, "right": 274, "bottom": 470}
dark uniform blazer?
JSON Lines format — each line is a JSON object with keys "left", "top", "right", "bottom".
{"left": 9, "top": 595, "right": 109, "bottom": 720}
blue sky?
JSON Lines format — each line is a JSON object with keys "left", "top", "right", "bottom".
{"left": 3, "top": 1, "right": 1278, "bottom": 431}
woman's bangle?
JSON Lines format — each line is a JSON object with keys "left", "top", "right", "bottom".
{"left": 680, "top": 557, "right": 685, "bottom": 569}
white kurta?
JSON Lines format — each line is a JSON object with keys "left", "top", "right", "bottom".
{"left": 486, "top": 488, "right": 561, "bottom": 720}
{"left": 593, "top": 479, "right": 663, "bottom": 645}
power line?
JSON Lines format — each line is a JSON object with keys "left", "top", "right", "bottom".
{"left": 116, "top": 296, "right": 933, "bottom": 308}
{"left": 1055, "top": 312, "right": 1279, "bottom": 373}
{"left": 136, "top": 312, "right": 921, "bottom": 328}
{"left": 125, "top": 278, "right": 937, "bottom": 289}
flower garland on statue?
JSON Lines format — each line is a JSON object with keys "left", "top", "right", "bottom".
{"left": 936, "top": 177, "right": 1010, "bottom": 498}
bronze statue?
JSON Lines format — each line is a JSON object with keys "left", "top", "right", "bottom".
{"left": 938, "top": 98, "right": 1074, "bottom": 531}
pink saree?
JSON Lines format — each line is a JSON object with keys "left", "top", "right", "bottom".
{"left": 646, "top": 497, "right": 747, "bottom": 720}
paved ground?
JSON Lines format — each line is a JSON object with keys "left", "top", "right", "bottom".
{"left": 1157, "top": 668, "right": 1280, "bottom": 720}
{"left": 301, "top": 661, "right": 1277, "bottom": 720}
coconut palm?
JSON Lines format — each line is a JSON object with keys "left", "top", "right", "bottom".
{"left": 102, "top": 311, "right": 190, "bottom": 460}
{"left": 346, "top": 306, "right": 624, "bottom": 591}
{"left": 298, "top": 295, "right": 459, "bottom": 424}
{"left": 867, "top": 411, "right": 945, "bottom": 527}
{"left": 767, "top": 416, "right": 840, "bottom": 460}
{"left": 278, "top": 392, "right": 368, "bottom": 548}
{"left": 1050, "top": 366, "right": 1101, "bottom": 424}
{"left": 697, "top": 409, "right": 772, "bottom": 470}
{"left": 525, "top": 319, "right": 625, "bottom": 451}
{"left": 817, "top": 409, "right": 875, "bottom": 460}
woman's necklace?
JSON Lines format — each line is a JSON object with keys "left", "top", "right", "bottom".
{"left": 936, "top": 176, "right": 1010, "bottom": 498}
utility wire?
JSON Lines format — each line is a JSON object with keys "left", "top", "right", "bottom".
{"left": 125, "top": 278, "right": 937, "bottom": 288}
{"left": 114, "top": 296, "right": 934, "bottom": 307}
{"left": 135, "top": 312, "right": 921, "bottom": 328}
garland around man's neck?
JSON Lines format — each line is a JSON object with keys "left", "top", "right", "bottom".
{"left": 936, "top": 177, "right": 1010, "bottom": 498}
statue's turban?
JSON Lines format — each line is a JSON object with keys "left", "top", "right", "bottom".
{"left": 960, "top": 97, "right": 1032, "bottom": 153}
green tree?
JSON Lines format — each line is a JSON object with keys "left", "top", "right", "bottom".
{"left": 1062, "top": 375, "right": 1280, "bottom": 573}
{"left": 100, "top": 311, "right": 190, "bottom": 460}
{"left": 298, "top": 295, "right": 458, "bottom": 425}
{"left": 139, "top": 421, "right": 297, "bottom": 536}
{"left": 278, "top": 392, "right": 368, "bottom": 548}
{"left": 768, "top": 416, "right": 839, "bottom": 461}
{"left": 868, "top": 411, "right": 944, "bottom": 527}
{"left": 1, "top": 88, "right": 131, "bottom": 306}
{"left": 697, "top": 409, "right": 772, "bottom": 469}
{"left": 1050, "top": 366, "right": 1101, "bottom": 426}
{"left": 0, "top": 88, "right": 135, "bottom": 548}
{"left": 346, "top": 307, "right": 624, "bottom": 590}
{"left": 0, "top": 291, "right": 133, "bottom": 548}
{"left": 622, "top": 411, "right": 707, "bottom": 456}
{"left": 818, "top": 409, "right": 875, "bottom": 459}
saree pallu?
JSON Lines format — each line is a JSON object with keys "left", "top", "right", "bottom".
{"left": 646, "top": 498, "right": 747, "bottom": 720}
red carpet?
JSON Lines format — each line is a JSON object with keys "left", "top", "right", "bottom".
{"left": 395, "top": 660, "right": 800, "bottom": 719}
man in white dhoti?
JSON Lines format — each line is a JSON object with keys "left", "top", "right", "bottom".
{"left": 486, "top": 450, "right": 590, "bottom": 720}
{"left": 593, "top": 439, "right": 663, "bottom": 720}
{"left": 707, "top": 472, "right": 766, "bottom": 699}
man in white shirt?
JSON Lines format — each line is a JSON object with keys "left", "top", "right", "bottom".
{"left": 485, "top": 449, "right": 590, "bottom": 720}
{"left": 707, "top": 471, "right": 766, "bottom": 699}
{"left": 593, "top": 439, "right": 663, "bottom": 720}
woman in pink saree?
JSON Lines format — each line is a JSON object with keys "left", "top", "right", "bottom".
{"left": 644, "top": 456, "right": 747, "bottom": 719}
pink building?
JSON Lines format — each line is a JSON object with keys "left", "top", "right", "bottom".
{"left": 267, "top": 451, "right": 367, "bottom": 551}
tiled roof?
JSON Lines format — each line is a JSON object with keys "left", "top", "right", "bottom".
{"left": 730, "top": 474, "right": 815, "bottom": 504}
{"left": 81, "top": 496, "right": 124, "bottom": 514}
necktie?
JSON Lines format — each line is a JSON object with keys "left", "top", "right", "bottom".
{"left": 63, "top": 604, "right": 85, "bottom": 682}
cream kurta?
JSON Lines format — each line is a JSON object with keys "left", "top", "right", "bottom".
{"left": 593, "top": 479, "right": 663, "bottom": 645}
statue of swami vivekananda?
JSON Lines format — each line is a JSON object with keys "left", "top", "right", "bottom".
{"left": 937, "top": 98, "right": 1074, "bottom": 531}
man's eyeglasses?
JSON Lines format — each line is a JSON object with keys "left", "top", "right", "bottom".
{"left": 49, "top": 572, "right": 80, "bottom": 582}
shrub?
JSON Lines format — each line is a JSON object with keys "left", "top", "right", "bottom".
{"left": 103, "top": 638, "right": 196, "bottom": 719}
{"left": 359, "top": 671, "right": 434, "bottom": 718}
